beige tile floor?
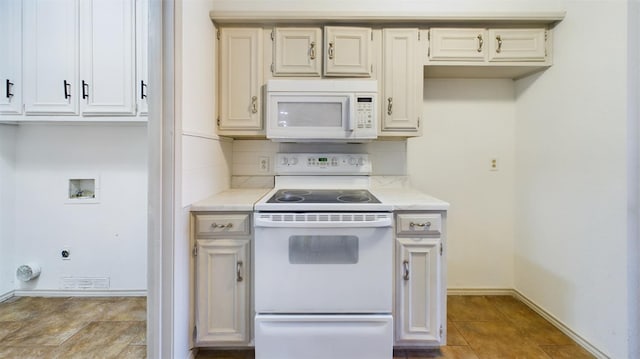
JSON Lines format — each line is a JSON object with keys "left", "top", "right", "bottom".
{"left": 197, "top": 296, "right": 595, "bottom": 359}
{"left": 0, "top": 295, "right": 595, "bottom": 359}
{"left": 0, "top": 296, "right": 146, "bottom": 359}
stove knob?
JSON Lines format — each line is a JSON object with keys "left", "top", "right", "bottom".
{"left": 280, "top": 157, "right": 289, "bottom": 166}
{"left": 289, "top": 157, "right": 298, "bottom": 165}
{"left": 348, "top": 157, "right": 357, "bottom": 165}
{"left": 357, "top": 157, "right": 365, "bottom": 166}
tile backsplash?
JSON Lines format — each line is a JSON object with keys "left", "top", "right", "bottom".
{"left": 231, "top": 140, "right": 407, "bottom": 176}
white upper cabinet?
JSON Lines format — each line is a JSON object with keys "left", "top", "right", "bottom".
{"left": 381, "top": 28, "right": 422, "bottom": 135}
{"left": 80, "top": 0, "right": 135, "bottom": 115}
{"left": 136, "top": 0, "right": 149, "bottom": 115}
{"left": 324, "top": 26, "right": 372, "bottom": 77}
{"left": 23, "top": 0, "right": 137, "bottom": 117}
{"left": 23, "top": 0, "right": 79, "bottom": 115}
{"left": 219, "top": 27, "right": 264, "bottom": 133}
{"left": 0, "top": 0, "right": 22, "bottom": 115}
{"left": 428, "top": 28, "right": 487, "bottom": 62}
{"left": 273, "top": 27, "right": 322, "bottom": 77}
{"left": 487, "top": 28, "right": 547, "bottom": 62}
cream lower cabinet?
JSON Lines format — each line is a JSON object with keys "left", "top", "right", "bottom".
{"left": 218, "top": 27, "right": 264, "bottom": 135}
{"left": 194, "top": 212, "right": 252, "bottom": 346}
{"left": 380, "top": 28, "right": 423, "bottom": 136}
{"left": 395, "top": 212, "right": 445, "bottom": 347}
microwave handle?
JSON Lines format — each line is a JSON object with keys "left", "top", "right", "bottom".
{"left": 346, "top": 96, "right": 355, "bottom": 131}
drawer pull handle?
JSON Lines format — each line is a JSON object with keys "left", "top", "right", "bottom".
{"left": 387, "top": 97, "right": 393, "bottom": 116}
{"left": 402, "top": 260, "right": 410, "bottom": 280}
{"left": 211, "top": 222, "right": 233, "bottom": 229}
{"left": 328, "top": 42, "right": 335, "bottom": 59}
{"left": 309, "top": 41, "right": 316, "bottom": 60}
{"left": 496, "top": 35, "right": 503, "bottom": 53}
{"left": 251, "top": 96, "right": 258, "bottom": 114}
{"left": 410, "top": 221, "right": 431, "bottom": 228}
{"left": 236, "top": 261, "right": 243, "bottom": 282}
{"left": 477, "top": 34, "right": 484, "bottom": 52}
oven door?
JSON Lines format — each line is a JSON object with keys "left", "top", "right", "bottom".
{"left": 254, "top": 212, "right": 393, "bottom": 313}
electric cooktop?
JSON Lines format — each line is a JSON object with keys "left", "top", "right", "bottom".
{"left": 266, "top": 189, "right": 381, "bottom": 204}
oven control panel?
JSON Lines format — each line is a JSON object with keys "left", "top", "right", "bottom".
{"left": 275, "top": 153, "right": 371, "bottom": 174}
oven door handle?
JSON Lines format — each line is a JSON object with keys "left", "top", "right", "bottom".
{"left": 254, "top": 218, "right": 392, "bottom": 228}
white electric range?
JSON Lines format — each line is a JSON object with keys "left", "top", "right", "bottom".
{"left": 253, "top": 153, "right": 394, "bottom": 359}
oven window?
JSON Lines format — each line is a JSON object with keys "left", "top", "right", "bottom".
{"left": 288, "top": 236, "right": 359, "bottom": 264}
{"left": 277, "top": 102, "right": 342, "bottom": 127}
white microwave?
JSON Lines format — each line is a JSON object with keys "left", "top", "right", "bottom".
{"left": 266, "top": 79, "right": 377, "bottom": 142}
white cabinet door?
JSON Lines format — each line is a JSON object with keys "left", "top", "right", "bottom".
{"left": 196, "top": 239, "right": 250, "bottom": 345}
{"left": 0, "top": 0, "right": 22, "bottom": 115}
{"left": 381, "top": 28, "right": 421, "bottom": 133}
{"left": 429, "top": 28, "right": 487, "bottom": 62}
{"left": 136, "top": 0, "right": 148, "bottom": 115}
{"left": 219, "top": 28, "right": 263, "bottom": 131}
{"left": 23, "top": 0, "right": 79, "bottom": 115}
{"left": 396, "top": 237, "right": 442, "bottom": 344}
{"left": 488, "top": 28, "right": 547, "bottom": 62}
{"left": 80, "top": 0, "right": 135, "bottom": 115}
{"left": 324, "top": 26, "right": 372, "bottom": 77}
{"left": 273, "top": 27, "right": 321, "bottom": 77}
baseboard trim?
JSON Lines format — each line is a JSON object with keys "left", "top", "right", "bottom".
{"left": 447, "top": 288, "right": 608, "bottom": 359}
{"left": 447, "top": 288, "right": 513, "bottom": 296}
{"left": 0, "top": 290, "right": 14, "bottom": 302}
{"left": 13, "top": 290, "right": 147, "bottom": 297}
{"left": 512, "top": 289, "right": 609, "bottom": 359}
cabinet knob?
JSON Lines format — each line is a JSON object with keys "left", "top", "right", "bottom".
{"left": 63, "top": 80, "right": 71, "bottom": 100}
{"left": 251, "top": 96, "right": 258, "bottom": 114}
{"left": 309, "top": 42, "right": 316, "bottom": 60}
{"left": 477, "top": 34, "right": 484, "bottom": 53}
{"left": 82, "top": 80, "right": 89, "bottom": 100}
{"left": 402, "top": 260, "right": 410, "bottom": 281}
{"left": 495, "top": 35, "right": 503, "bottom": 53}
{"left": 328, "top": 42, "right": 335, "bottom": 60}
{"left": 236, "top": 261, "right": 243, "bottom": 282}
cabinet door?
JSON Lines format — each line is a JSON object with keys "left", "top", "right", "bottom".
{"left": 0, "top": 0, "right": 22, "bottom": 115}
{"left": 429, "top": 28, "right": 487, "bottom": 62}
{"left": 273, "top": 27, "right": 321, "bottom": 77}
{"left": 136, "top": 0, "right": 149, "bottom": 115}
{"left": 196, "top": 239, "right": 250, "bottom": 345}
{"left": 396, "top": 237, "right": 442, "bottom": 344}
{"left": 219, "top": 28, "right": 263, "bottom": 131}
{"left": 80, "top": 0, "right": 135, "bottom": 115}
{"left": 488, "top": 28, "right": 547, "bottom": 62}
{"left": 324, "top": 26, "right": 372, "bottom": 77}
{"left": 23, "top": 0, "right": 79, "bottom": 115}
{"left": 381, "top": 29, "right": 421, "bottom": 133}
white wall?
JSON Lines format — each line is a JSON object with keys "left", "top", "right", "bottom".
{"left": 176, "top": 0, "right": 232, "bottom": 357}
{"left": 0, "top": 124, "right": 17, "bottom": 297}
{"left": 14, "top": 124, "right": 147, "bottom": 292}
{"left": 408, "top": 79, "right": 516, "bottom": 290}
{"left": 514, "top": 1, "right": 634, "bottom": 357}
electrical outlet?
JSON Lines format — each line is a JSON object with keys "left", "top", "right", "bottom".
{"left": 259, "top": 156, "right": 270, "bottom": 173}
{"left": 490, "top": 158, "right": 499, "bottom": 171}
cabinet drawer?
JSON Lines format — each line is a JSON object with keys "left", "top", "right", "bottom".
{"left": 195, "top": 213, "right": 251, "bottom": 237}
{"left": 396, "top": 213, "right": 441, "bottom": 235}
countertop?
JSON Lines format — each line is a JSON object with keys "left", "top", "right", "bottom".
{"left": 190, "top": 187, "right": 448, "bottom": 212}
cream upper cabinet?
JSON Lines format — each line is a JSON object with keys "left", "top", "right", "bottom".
{"left": 487, "top": 28, "right": 547, "bottom": 62}
{"left": 23, "top": 0, "right": 79, "bottom": 115}
{"left": 428, "top": 28, "right": 487, "bottom": 62}
{"left": 136, "top": 0, "right": 149, "bottom": 115}
{"left": 80, "top": 0, "right": 135, "bottom": 116}
{"left": 23, "top": 0, "right": 136, "bottom": 116}
{"left": 0, "top": 0, "right": 22, "bottom": 115}
{"left": 324, "top": 26, "right": 372, "bottom": 77}
{"left": 273, "top": 27, "right": 322, "bottom": 77}
{"left": 219, "top": 27, "right": 264, "bottom": 133}
{"left": 380, "top": 28, "right": 422, "bottom": 135}
{"left": 195, "top": 238, "right": 251, "bottom": 345}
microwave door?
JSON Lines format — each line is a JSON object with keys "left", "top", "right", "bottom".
{"left": 267, "top": 94, "right": 352, "bottom": 140}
